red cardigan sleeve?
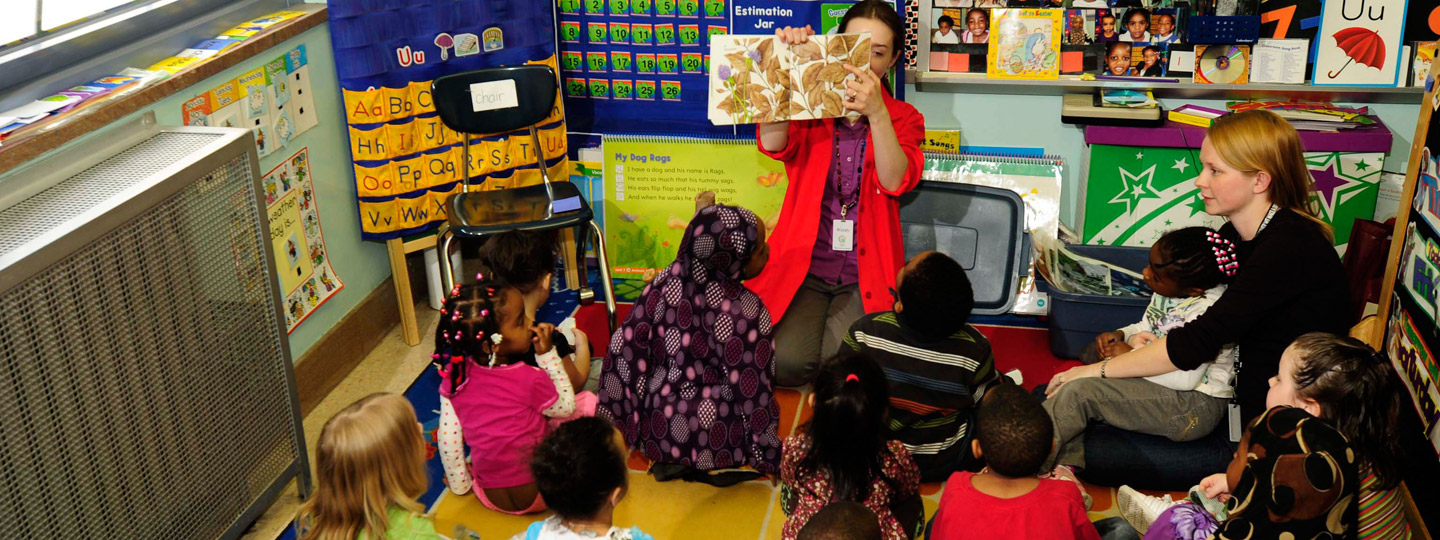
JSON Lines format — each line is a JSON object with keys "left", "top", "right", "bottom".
{"left": 755, "top": 121, "right": 809, "bottom": 163}
{"left": 879, "top": 102, "right": 925, "bottom": 197}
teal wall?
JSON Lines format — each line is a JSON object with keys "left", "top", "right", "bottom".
{"left": 36, "top": 25, "right": 390, "bottom": 360}
{"left": 904, "top": 85, "right": 1424, "bottom": 229}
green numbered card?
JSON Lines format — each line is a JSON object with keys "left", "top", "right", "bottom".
{"left": 636, "top": 81, "right": 656, "bottom": 100}
{"left": 707, "top": 26, "right": 727, "bottom": 39}
{"left": 560, "top": 21, "right": 581, "bottom": 42}
{"left": 636, "top": 53, "right": 656, "bottom": 73}
{"left": 633, "top": 0, "right": 652, "bottom": 15}
{"left": 566, "top": 79, "right": 587, "bottom": 97}
{"left": 703, "top": 55, "right": 710, "bottom": 72}
{"left": 681, "top": 52, "right": 702, "bottom": 73}
{"left": 657, "top": 53, "right": 678, "bottom": 73}
{"left": 655, "top": 24, "right": 675, "bottom": 45}
{"left": 704, "top": 0, "right": 724, "bottom": 17}
{"left": 589, "top": 79, "right": 611, "bottom": 98}
{"left": 588, "top": 22, "right": 608, "bottom": 43}
{"left": 679, "top": 0, "right": 699, "bottom": 16}
{"left": 587, "top": 51, "right": 609, "bottom": 71}
{"left": 612, "top": 52, "right": 633, "bottom": 71}
{"left": 656, "top": 0, "right": 676, "bottom": 16}
{"left": 559, "top": 0, "right": 581, "bottom": 14}
{"left": 561, "top": 51, "right": 583, "bottom": 71}
{"left": 679, "top": 24, "right": 700, "bottom": 45}
{"left": 610, "top": 0, "right": 630, "bottom": 15}
{"left": 631, "top": 24, "right": 653, "bottom": 44}
{"left": 660, "top": 80, "right": 681, "bottom": 100}
{"left": 613, "top": 79, "right": 634, "bottom": 99}
{"left": 585, "top": 0, "right": 605, "bottom": 14}
{"left": 611, "top": 23, "right": 631, "bottom": 43}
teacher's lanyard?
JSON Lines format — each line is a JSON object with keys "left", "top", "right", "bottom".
{"left": 834, "top": 122, "right": 869, "bottom": 219}
{"left": 1226, "top": 203, "right": 1279, "bottom": 443}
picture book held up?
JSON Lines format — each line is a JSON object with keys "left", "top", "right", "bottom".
{"left": 707, "top": 33, "right": 872, "bottom": 125}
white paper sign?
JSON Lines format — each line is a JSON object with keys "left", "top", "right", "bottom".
{"left": 1252, "top": 39, "right": 1309, "bottom": 84}
{"left": 470, "top": 80, "right": 519, "bottom": 112}
{"left": 1312, "top": 0, "right": 1408, "bottom": 86}
{"left": 1168, "top": 50, "right": 1196, "bottom": 73}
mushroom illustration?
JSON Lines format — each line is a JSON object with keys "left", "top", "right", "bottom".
{"left": 435, "top": 33, "right": 454, "bottom": 61}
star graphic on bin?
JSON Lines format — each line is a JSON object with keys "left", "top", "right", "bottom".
{"left": 1172, "top": 157, "right": 1190, "bottom": 173}
{"left": 1109, "top": 164, "right": 1161, "bottom": 215}
{"left": 1311, "top": 159, "right": 1357, "bottom": 218}
{"left": 1186, "top": 192, "right": 1208, "bottom": 216}
{"left": 1355, "top": 159, "right": 1371, "bottom": 171}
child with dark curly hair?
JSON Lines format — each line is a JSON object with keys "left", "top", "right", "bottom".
{"left": 479, "top": 230, "right": 593, "bottom": 391}
{"left": 928, "top": 383, "right": 1099, "bottom": 540}
{"left": 513, "top": 417, "right": 653, "bottom": 540}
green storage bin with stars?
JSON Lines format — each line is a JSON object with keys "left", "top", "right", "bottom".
{"left": 1080, "top": 121, "right": 1393, "bottom": 249}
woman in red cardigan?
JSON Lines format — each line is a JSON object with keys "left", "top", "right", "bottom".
{"left": 753, "top": 1, "right": 926, "bottom": 387}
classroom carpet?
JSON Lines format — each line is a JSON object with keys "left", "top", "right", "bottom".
{"left": 399, "top": 300, "right": 1187, "bottom": 540}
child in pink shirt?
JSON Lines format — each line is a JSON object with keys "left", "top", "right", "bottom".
{"left": 433, "top": 281, "right": 583, "bottom": 515}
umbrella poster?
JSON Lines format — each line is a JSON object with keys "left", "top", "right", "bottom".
{"left": 263, "top": 148, "right": 345, "bottom": 333}
{"left": 1312, "top": 0, "right": 1409, "bottom": 86}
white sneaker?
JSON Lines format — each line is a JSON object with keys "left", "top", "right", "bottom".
{"left": 1117, "top": 485, "right": 1179, "bottom": 535}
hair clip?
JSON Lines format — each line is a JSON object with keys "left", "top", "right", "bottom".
{"left": 476, "top": 272, "right": 484, "bottom": 280}
{"left": 430, "top": 354, "right": 441, "bottom": 360}
{"left": 450, "top": 284, "right": 462, "bottom": 297}
{"left": 481, "top": 309, "right": 490, "bottom": 317}
{"left": 450, "top": 355, "right": 462, "bottom": 364}
{"left": 490, "top": 333, "right": 504, "bottom": 345}
{"left": 476, "top": 331, "right": 485, "bottom": 339}
{"left": 845, "top": 374, "right": 859, "bottom": 383}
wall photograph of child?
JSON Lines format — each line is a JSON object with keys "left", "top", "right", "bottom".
{"left": 1098, "top": 41, "right": 1169, "bottom": 76}
{"left": 1064, "top": 9, "right": 1095, "bottom": 44}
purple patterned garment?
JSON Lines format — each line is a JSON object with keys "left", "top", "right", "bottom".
{"left": 1142, "top": 503, "right": 1220, "bottom": 540}
{"left": 598, "top": 204, "right": 783, "bottom": 473}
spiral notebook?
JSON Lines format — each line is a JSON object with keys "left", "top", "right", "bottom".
{"left": 921, "top": 151, "right": 1065, "bottom": 315}
{"left": 600, "top": 135, "right": 788, "bottom": 299}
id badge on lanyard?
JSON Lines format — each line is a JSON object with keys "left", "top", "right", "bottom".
{"left": 833, "top": 123, "right": 867, "bottom": 253}
{"left": 833, "top": 219, "right": 855, "bottom": 251}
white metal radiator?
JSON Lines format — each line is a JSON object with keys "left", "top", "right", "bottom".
{"left": 0, "top": 113, "right": 309, "bottom": 539}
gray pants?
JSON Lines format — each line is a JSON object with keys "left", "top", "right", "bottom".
{"left": 772, "top": 276, "right": 865, "bottom": 387}
{"left": 1043, "top": 377, "right": 1226, "bottom": 471}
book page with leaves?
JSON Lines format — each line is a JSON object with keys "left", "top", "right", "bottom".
{"left": 709, "top": 33, "right": 871, "bottom": 125}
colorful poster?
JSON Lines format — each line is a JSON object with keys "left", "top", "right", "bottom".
{"left": 602, "top": 137, "right": 787, "bottom": 300}
{"left": 328, "top": 0, "right": 566, "bottom": 240}
{"left": 1082, "top": 145, "right": 1382, "bottom": 248}
{"left": 181, "top": 45, "right": 316, "bottom": 158}
{"left": 263, "top": 148, "right": 344, "bottom": 332}
{"left": 987, "top": 9, "right": 1062, "bottom": 80}
{"left": 1311, "top": 0, "right": 1410, "bottom": 86}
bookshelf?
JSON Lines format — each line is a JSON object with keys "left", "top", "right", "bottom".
{"left": 911, "top": 71, "right": 1426, "bottom": 105}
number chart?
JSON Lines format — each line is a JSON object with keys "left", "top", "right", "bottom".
{"left": 558, "top": 0, "right": 731, "bottom": 133}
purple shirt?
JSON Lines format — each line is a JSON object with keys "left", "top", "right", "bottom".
{"left": 808, "top": 118, "right": 868, "bottom": 286}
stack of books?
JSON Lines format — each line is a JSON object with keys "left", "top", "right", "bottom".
{"left": 1168, "top": 104, "right": 1228, "bottom": 127}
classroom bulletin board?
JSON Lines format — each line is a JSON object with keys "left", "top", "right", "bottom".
{"left": 327, "top": 0, "right": 568, "bottom": 241}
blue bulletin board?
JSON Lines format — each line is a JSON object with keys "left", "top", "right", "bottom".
{"left": 560, "top": 0, "right": 905, "bottom": 135}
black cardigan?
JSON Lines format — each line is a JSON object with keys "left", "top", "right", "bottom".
{"left": 1166, "top": 208, "right": 1351, "bottom": 422}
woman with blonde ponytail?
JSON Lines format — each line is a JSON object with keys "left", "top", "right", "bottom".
{"left": 299, "top": 393, "right": 437, "bottom": 540}
{"left": 1045, "top": 110, "right": 1351, "bottom": 489}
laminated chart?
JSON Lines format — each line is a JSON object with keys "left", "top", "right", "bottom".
{"left": 328, "top": 0, "right": 568, "bottom": 240}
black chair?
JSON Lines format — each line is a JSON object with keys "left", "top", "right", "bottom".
{"left": 431, "top": 65, "right": 616, "bottom": 329}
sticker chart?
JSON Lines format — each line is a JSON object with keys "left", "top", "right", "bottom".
{"left": 180, "top": 45, "right": 317, "bottom": 159}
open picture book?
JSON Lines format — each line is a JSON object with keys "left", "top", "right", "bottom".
{"left": 708, "top": 32, "right": 872, "bottom": 125}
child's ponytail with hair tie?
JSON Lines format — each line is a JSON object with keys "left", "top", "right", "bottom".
{"left": 1204, "top": 231, "right": 1239, "bottom": 279}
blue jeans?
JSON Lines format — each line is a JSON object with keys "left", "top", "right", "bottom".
{"left": 1078, "top": 423, "right": 1234, "bottom": 491}
{"left": 1033, "top": 383, "right": 1235, "bottom": 491}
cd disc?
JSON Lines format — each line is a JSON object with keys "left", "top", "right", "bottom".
{"left": 1195, "top": 45, "right": 1249, "bottom": 84}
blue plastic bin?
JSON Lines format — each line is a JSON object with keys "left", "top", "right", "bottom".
{"left": 1041, "top": 245, "right": 1151, "bottom": 359}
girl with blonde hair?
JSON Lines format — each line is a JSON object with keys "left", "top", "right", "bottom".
{"left": 300, "top": 393, "right": 437, "bottom": 540}
{"left": 1044, "top": 109, "right": 1351, "bottom": 490}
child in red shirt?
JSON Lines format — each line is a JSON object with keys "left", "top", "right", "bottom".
{"left": 928, "top": 384, "right": 1100, "bottom": 540}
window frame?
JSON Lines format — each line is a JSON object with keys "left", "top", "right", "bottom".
{"left": 0, "top": 0, "right": 294, "bottom": 113}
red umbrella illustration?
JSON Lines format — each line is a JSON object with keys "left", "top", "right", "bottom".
{"left": 1326, "top": 27, "right": 1386, "bottom": 79}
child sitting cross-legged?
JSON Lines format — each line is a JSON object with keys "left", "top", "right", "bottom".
{"left": 844, "top": 250, "right": 1001, "bottom": 482}
{"left": 299, "top": 393, "right": 439, "bottom": 540}
{"left": 512, "top": 416, "right": 654, "bottom": 540}
{"left": 781, "top": 353, "right": 923, "bottom": 540}
{"left": 928, "top": 383, "right": 1101, "bottom": 540}
{"left": 433, "top": 281, "right": 589, "bottom": 515}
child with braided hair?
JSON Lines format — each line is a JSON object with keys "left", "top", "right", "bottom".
{"left": 1041, "top": 227, "right": 1240, "bottom": 477}
{"left": 432, "top": 279, "right": 590, "bottom": 515}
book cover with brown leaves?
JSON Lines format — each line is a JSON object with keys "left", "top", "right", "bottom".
{"left": 708, "top": 33, "right": 871, "bottom": 125}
